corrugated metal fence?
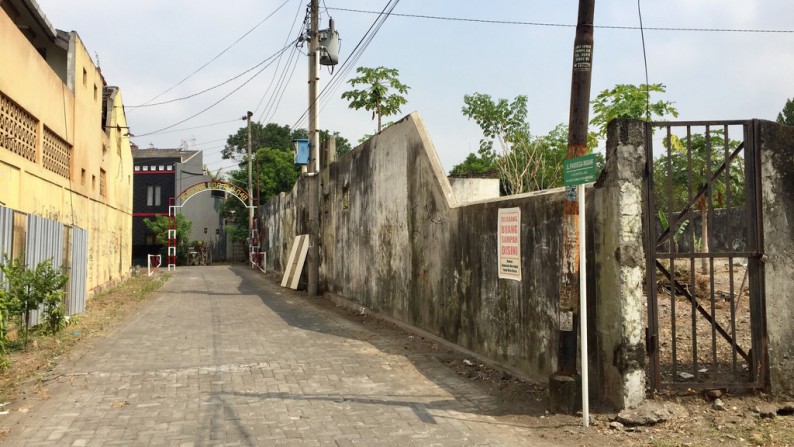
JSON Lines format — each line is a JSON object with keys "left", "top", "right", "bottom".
{"left": 69, "top": 227, "right": 87, "bottom": 315}
{"left": 0, "top": 205, "right": 88, "bottom": 326}
{"left": 25, "top": 214, "right": 64, "bottom": 326}
{"left": 0, "top": 206, "right": 13, "bottom": 286}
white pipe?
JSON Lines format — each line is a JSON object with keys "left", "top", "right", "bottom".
{"left": 579, "top": 183, "right": 589, "bottom": 427}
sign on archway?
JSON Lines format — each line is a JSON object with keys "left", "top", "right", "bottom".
{"left": 166, "top": 180, "right": 255, "bottom": 271}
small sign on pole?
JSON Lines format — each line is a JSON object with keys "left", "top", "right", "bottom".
{"left": 563, "top": 153, "right": 597, "bottom": 187}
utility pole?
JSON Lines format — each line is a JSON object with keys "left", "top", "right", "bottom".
{"left": 307, "top": 0, "right": 320, "bottom": 297}
{"left": 246, "top": 110, "right": 254, "bottom": 253}
{"left": 550, "top": 0, "right": 595, "bottom": 415}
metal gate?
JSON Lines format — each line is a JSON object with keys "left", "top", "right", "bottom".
{"left": 644, "top": 120, "right": 766, "bottom": 392}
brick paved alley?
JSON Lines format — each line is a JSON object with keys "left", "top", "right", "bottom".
{"left": 0, "top": 266, "right": 563, "bottom": 446}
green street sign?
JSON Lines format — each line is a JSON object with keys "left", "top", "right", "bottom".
{"left": 563, "top": 153, "right": 597, "bottom": 186}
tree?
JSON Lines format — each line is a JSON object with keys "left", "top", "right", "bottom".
{"left": 590, "top": 83, "right": 679, "bottom": 137}
{"left": 458, "top": 93, "right": 599, "bottom": 194}
{"left": 143, "top": 214, "right": 192, "bottom": 265}
{"left": 653, "top": 130, "right": 744, "bottom": 272}
{"left": 222, "top": 122, "right": 301, "bottom": 160}
{"left": 341, "top": 66, "right": 410, "bottom": 132}
{"left": 777, "top": 97, "right": 794, "bottom": 126}
{"left": 448, "top": 149, "right": 498, "bottom": 177}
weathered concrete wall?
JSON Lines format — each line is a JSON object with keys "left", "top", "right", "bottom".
{"left": 260, "top": 113, "right": 646, "bottom": 407}
{"left": 759, "top": 120, "right": 794, "bottom": 396}
{"left": 448, "top": 178, "right": 501, "bottom": 204}
{"left": 592, "top": 119, "right": 647, "bottom": 409}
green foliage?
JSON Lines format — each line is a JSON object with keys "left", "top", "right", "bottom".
{"left": 448, "top": 149, "right": 498, "bottom": 177}
{"left": 32, "top": 260, "right": 69, "bottom": 335}
{"left": 0, "top": 255, "right": 69, "bottom": 356}
{"left": 658, "top": 210, "right": 689, "bottom": 252}
{"left": 143, "top": 214, "right": 192, "bottom": 264}
{"left": 777, "top": 97, "right": 794, "bottom": 126}
{"left": 462, "top": 93, "right": 530, "bottom": 155}
{"left": 221, "top": 122, "right": 303, "bottom": 160}
{"left": 458, "top": 91, "right": 601, "bottom": 194}
{"left": 653, "top": 130, "right": 745, "bottom": 213}
{"left": 591, "top": 83, "right": 679, "bottom": 137}
{"left": 341, "top": 66, "right": 410, "bottom": 132}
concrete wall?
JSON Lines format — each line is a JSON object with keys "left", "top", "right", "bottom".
{"left": 0, "top": 10, "right": 132, "bottom": 296}
{"left": 448, "top": 177, "right": 501, "bottom": 204}
{"left": 759, "top": 120, "right": 794, "bottom": 396}
{"left": 260, "top": 113, "right": 649, "bottom": 408}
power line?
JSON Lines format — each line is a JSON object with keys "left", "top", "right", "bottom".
{"left": 138, "top": 0, "right": 294, "bottom": 106}
{"left": 292, "top": 0, "right": 401, "bottom": 129}
{"left": 128, "top": 46, "right": 294, "bottom": 109}
{"left": 328, "top": 7, "right": 794, "bottom": 33}
{"left": 262, "top": 45, "right": 303, "bottom": 125}
{"left": 135, "top": 40, "right": 297, "bottom": 137}
{"left": 131, "top": 119, "right": 240, "bottom": 139}
{"left": 253, "top": 0, "right": 306, "bottom": 119}
{"left": 638, "top": 0, "right": 651, "bottom": 122}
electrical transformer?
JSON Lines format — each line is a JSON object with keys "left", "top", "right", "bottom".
{"left": 319, "top": 19, "right": 340, "bottom": 66}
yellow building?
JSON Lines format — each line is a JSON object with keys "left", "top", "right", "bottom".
{"left": 0, "top": 0, "right": 132, "bottom": 296}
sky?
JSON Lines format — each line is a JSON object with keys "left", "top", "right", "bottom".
{"left": 35, "top": 0, "right": 794, "bottom": 176}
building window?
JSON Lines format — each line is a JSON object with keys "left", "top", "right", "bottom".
{"left": 99, "top": 169, "right": 106, "bottom": 197}
{"left": 159, "top": 165, "right": 165, "bottom": 171}
{"left": 94, "top": 84, "right": 98, "bottom": 101}
{"left": 92, "top": 175, "right": 96, "bottom": 191}
{"left": 134, "top": 166, "right": 140, "bottom": 171}
{"left": 215, "top": 229, "right": 220, "bottom": 235}
{"left": 204, "top": 227, "right": 208, "bottom": 234}
{"left": 82, "top": 68, "right": 87, "bottom": 86}
{"left": 146, "top": 185, "right": 161, "bottom": 206}
{"left": 81, "top": 169, "right": 86, "bottom": 186}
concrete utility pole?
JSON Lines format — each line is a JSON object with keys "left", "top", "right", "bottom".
{"left": 246, "top": 110, "right": 254, "bottom": 246}
{"left": 550, "top": 0, "right": 595, "bottom": 414}
{"left": 307, "top": 0, "right": 320, "bottom": 297}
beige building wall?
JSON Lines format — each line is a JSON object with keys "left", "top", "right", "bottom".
{"left": 0, "top": 9, "right": 132, "bottom": 295}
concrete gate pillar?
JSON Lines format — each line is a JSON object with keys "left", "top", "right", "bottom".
{"left": 593, "top": 119, "right": 648, "bottom": 409}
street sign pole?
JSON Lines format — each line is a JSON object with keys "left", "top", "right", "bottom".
{"left": 578, "top": 182, "right": 589, "bottom": 427}
{"left": 563, "top": 153, "right": 595, "bottom": 427}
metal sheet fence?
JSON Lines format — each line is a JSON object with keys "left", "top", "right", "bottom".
{"left": 68, "top": 227, "right": 87, "bottom": 315}
{"left": 25, "top": 214, "right": 65, "bottom": 326}
{"left": 0, "top": 206, "right": 89, "bottom": 326}
{"left": 0, "top": 206, "right": 13, "bottom": 287}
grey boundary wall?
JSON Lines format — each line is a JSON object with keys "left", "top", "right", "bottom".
{"left": 261, "top": 114, "right": 651, "bottom": 409}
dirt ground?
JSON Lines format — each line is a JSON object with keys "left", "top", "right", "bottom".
{"left": 310, "top": 272, "right": 794, "bottom": 447}
{"left": 1, "top": 269, "right": 793, "bottom": 446}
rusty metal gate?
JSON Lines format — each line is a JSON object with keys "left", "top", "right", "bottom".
{"left": 644, "top": 120, "right": 767, "bottom": 393}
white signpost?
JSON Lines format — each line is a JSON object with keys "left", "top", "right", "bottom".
{"left": 564, "top": 153, "right": 596, "bottom": 427}
{"left": 497, "top": 208, "right": 521, "bottom": 281}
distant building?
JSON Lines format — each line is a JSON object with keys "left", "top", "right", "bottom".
{"left": 0, "top": 0, "right": 132, "bottom": 296}
{"left": 131, "top": 148, "right": 226, "bottom": 265}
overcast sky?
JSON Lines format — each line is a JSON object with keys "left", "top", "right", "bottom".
{"left": 35, "top": 0, "right": 794, "bottom": 175}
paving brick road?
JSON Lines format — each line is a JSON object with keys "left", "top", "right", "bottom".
{"left": 0, "top": 265, "right": 557, "bottom": 446}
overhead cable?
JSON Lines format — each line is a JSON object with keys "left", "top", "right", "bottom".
{"left": 328, "top": 7, "right": 794, "bottom": 33}
{"left": 134, "top": 43, "right": 295, "bottom": 138}
{"left": 137, "top": 0, "right": 295, "bottom": 106}
{"left": 292, "top": 0, "right": 401, "bottom": 129}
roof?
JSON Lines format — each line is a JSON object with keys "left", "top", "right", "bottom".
{"left": 132, "top": 148, "right": 200, "bottom": 163}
